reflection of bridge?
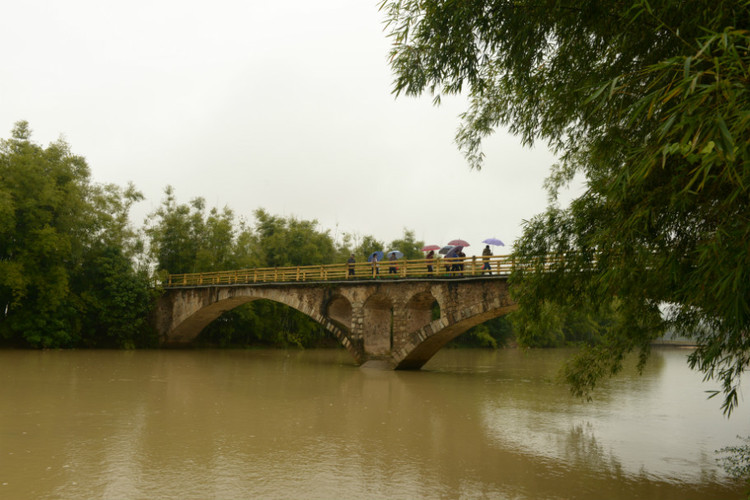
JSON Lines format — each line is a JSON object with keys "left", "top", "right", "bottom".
{"left": 154, "top": 256, "right": 517, "bottom": 369}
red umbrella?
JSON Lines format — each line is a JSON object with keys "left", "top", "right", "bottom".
{"left": 421, "top": 245, "right": 441, "bottom": 252}
{"left": 448, "top": 239, "right": 470, "bottom": 247}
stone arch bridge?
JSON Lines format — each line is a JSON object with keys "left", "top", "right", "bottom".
{"left": 154, "top": 277, "right": 516, "bottom": 369}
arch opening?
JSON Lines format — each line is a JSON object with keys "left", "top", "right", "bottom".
{"left": 404, "top": 291, "right": 440, "bottom": 334}
{"left": 326, "top": 294, "right": 353, "bottom": 331}
{"left": 395, "top": 304, "right": 518, "bottom": 370}
{"left": 164, "top": 292, "right": 353, "bottom": 356}
{"left": 196, "top": 299, "right": 340, "bottom": 348}
{"left": 446, "top": 315, "right": 515, "bottom": 349}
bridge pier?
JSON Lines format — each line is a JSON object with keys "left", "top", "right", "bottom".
{"left": 154, "top": 278, "right": 517, "bottom": 369}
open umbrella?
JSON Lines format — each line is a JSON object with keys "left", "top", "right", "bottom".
{"left": 367, "top": 251, "right": 384, "bottom": 262}
{"left": 482, "top": 238, "right": 505, "bottom": 246}
{"left": 386, "top": 250, "right": 404, "bottom": 259}
{"left": 446, "top": 245, "right": 464, "bottom": 258}
{"left": 421, "top": 244, "right": 441, "bottom": 252}
{"left": 448, "top": 239, "right": 470, "bottom": 247}
{"left": 439, "top": 245, "right": 456, "bottom": 255}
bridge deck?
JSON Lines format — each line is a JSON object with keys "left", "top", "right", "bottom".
{"left": 163, "top": 255, "right": 514, "bottom": 288}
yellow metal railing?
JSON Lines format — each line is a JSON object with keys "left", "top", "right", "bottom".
{"left": 163, "top": 255, "right": 515, "bottom": 288}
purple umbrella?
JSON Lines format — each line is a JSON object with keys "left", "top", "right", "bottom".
{"left": 482, "top": 238, "right": 505, "bottom": 246}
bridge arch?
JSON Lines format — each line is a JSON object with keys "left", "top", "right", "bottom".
{"left": 394, "top": 301, "right": 517, "bottom": 369}
{"left": 156, "top": 287, "right": 362, "bottom": 362}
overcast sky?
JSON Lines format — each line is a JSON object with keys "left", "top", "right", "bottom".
{"left": 1, "top": 0, "right": 581, "bottom": 257}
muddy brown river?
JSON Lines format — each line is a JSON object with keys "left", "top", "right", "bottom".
{"left": 1, "top": 347, "right": 748, "bottom": 499}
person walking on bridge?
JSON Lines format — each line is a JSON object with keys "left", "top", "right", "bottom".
{"left": 482, "top": 245, "right": 492, "bottom": 275}
{"left": 347, "top": 254, "right": 356, "bottom": 278}
{"left": 457, "top": 250, "right": 466, "bottom": 276}
{"left": 371, "top": 254, "right": 380, "bottom": 277}
{"left": 388, "top": 252, "right": 398, "bottom": 274}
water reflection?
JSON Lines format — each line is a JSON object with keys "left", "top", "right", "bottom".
{"left": 0, "top": 348, "right": 747, "bottom": 499}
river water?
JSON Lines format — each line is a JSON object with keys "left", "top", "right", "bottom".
{"left": 0, "top": 347, "right": 747, "bottom": 499}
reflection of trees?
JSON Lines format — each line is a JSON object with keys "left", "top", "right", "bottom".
{"left": 562, "top": 423, "right": 625, "bottom": 479}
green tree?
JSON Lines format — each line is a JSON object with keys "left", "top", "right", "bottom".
{"left": 250, "top": 209, "right": 337, "bottom": 267}
{"left": 0, "top": 122, "right": 86, "bottom": 345}
{"left": 145, "top": 188, "right": 258, "bottom": 273}
{"left": 389, "top": 228, "right": 424, "bottom": 259}
{"left": 381, "top": 1, "right": 750, "bottom": 413}
{"left": 355, "top": 234, "right": 385, "bottom": 260}
{"left": 449, "top": 316, "right": 515, "bottom": 349}
{"left": 509, "top": 299, "right": 617, "bottom": 348}
{"left": 233, "top": 217, "right": 258, "bottom": 269}
{"left": 73, "top": 180, "right": 156, "bottom": 348}
{"left": 195, "top": 205, "right": 238, "bottom": 271}
{"left": 0, "top": 121, "right": 155, "bottom": 347}
{"left": 74, "top": 245, "right": 157, "bottom": 348}
{"left": 144, "top": 187, "right": 204, "bottom": 274}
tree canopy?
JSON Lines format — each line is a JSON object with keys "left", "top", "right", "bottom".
{"left": 381, "top": 0, "right": 750, "bottom": 413}
{"left": 0, "top": 122, "right": 156, "bottom": 347}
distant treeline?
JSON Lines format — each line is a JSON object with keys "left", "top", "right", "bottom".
{"left": 1, "top": 122, "right": 620, "bottom": 350}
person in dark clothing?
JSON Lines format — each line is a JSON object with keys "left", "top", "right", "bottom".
{"left": 482, "top": 245, "right": 492, "bottom": 275}
{"left": 347, "top": 254, "right": 356, "bottom": 277}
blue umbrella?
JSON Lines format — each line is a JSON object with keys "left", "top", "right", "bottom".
{"left": 445, "top": 245, "right": 464, "bottom": 258}
{"left": 438, "top": 245, "right": 456, "bottom": 255}
{"left": 367, "top": 251, "right": 384, "bottom": 262}
{"left": 482, "top": 238, "right": 505, "bottom": 246}
{"left": 386, "top": 250, "right": 404, "bottom": 259}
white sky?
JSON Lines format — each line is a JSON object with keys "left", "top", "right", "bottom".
{"left": 1, "top": 0, "right": 582, "bottom": 257}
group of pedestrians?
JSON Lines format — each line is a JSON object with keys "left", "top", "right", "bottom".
{"left": 442, "top": 250, "right": 467, "bottom": 275}
{"left": 346, "top": 243, "right": 496, "bottom": 278}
